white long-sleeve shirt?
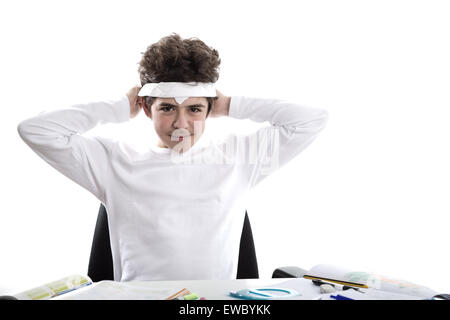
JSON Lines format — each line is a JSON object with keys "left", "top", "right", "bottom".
{"left": 17, "top": 95, "right": 328, "bottom": 281}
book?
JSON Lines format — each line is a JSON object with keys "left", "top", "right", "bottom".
{"left": 304, "top": 264, "right": 439, "bottom": 299}
{"left": 12, "top": 274, "right": 93, "bottom": 300}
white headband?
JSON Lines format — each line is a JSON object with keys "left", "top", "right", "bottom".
{"left": 138, "top": 82, "right": 216, "bottom": 104}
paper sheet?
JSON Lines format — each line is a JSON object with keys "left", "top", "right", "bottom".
{"left": 54, "top": 280, "right": 185, "bottom": 300}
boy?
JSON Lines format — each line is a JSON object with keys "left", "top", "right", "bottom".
{"left": 17, "top": 34, "right": 328, "bottom": 281}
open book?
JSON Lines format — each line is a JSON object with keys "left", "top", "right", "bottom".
{"left": 304, "top": 264, "right": 439, "bottom": 300}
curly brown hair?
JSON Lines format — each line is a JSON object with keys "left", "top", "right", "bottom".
{"left": 138, "top": 33, "right": 220, "bottom": 115}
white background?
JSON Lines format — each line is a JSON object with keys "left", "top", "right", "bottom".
{"left": 1, "top": 0, "right": 449, "bottom": 295}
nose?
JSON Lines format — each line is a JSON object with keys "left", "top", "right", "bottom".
{"left": 173, "top": 110, "right": 189, "bottom": 129}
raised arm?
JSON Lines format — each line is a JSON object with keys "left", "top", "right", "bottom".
{"left": 17, "top": 92, "right": 133, "bottom": 203}
{"left": 222, "top": 94, "right": 329, "bottom": 188}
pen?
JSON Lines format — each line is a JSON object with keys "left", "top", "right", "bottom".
{"left": 330, "top": 294, "right": 354, "bottom": 300}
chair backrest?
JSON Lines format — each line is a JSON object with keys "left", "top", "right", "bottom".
{"left": 88, "top": 204, "right": 259, "bottom": 282}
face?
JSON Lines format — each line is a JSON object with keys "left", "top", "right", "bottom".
{"left": 143, "top": 97, "right": 209, "bottom": 152}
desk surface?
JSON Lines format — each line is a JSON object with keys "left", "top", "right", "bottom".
{"left": 55, "top": 278, "right": 315, "bottom": 300}
{"left": 49, "top": 277, "right": 432, "bottom": 300}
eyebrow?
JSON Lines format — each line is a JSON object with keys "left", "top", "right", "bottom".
{"left": 159, "top": 102, "right": 206, "bottom": 108}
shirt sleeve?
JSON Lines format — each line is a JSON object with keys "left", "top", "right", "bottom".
{"left": 227, "top": 96, "right": 329, "bottom": 189}
{"left": 17, "top": 95, "right": 131, "bottom": 203}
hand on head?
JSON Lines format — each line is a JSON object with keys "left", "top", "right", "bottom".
{"left": 126, "top": 86, "right": 146, "bottom": 118}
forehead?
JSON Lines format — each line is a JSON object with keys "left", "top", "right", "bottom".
{"left": 155, "top": 97, "right": 208, "bottom": 106}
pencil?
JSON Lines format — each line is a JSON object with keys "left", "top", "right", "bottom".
{"left": 303, "top": 275, "right": 368, "bottom": 289}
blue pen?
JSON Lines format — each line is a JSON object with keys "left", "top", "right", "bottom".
{"left": 330, "top": 294, "right": 353, "bottom": 300}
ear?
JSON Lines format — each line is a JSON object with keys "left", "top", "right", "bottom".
{"left": 142, "top": 101, "right": 152, "bottom": 119}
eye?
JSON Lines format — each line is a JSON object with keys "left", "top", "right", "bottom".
{"left": 190, "top": 107, "right": 202, "bottom": 113}
{"left": 161, "top": 106, "right": 174, "bottom": 112}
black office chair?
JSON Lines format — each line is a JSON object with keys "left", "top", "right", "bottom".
{"left": 88, "top": 204, "right": 260, "bottom": 282}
